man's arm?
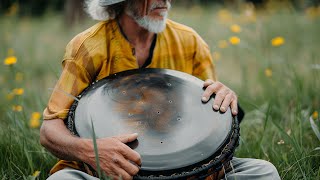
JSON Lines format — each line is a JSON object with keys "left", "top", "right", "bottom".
{"left": 40, "top": 119, "right": 87, "bottom": 161}
{"left": 40, "top": 119, "right": 141, "bottom": 179}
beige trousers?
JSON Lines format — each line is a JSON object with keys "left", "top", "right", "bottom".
{"left": 47, "top": 157, "right": 281, "bottom": 180}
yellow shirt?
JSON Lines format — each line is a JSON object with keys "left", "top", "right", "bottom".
{"left": 44, "top": 19, "right": 216, "bottom": 174}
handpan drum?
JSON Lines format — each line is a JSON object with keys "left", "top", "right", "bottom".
{"left": 67, "top": 68, "right": 240, "bottom": 179}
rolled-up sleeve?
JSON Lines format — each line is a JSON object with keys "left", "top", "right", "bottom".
{"left": 43, "top": 58, "right": 92, "bottom": 120}
{"left": 192, "top": 34, "right": 217, "bottom": 81}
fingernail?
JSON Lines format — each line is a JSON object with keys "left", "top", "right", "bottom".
{"left": 213, "top": 105, "right": 219, "bottom": 110}
{"left": 202, "top": 97, "right": 207, "bottom": 102}
{"left": 220, "top": 107, "right": 226, "bottom": 112}
{"left": 133, "top": 133, "right": 138, "bottom": 136}
{"left": 233, "top": 110, "right": 238, "bottom": 114}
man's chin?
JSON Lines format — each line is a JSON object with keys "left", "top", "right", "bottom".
{"left": 136, "top": 16, "right": 167, "bottom": 33}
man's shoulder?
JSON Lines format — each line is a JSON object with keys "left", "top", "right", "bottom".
{"left": 78, "top": 21, "right": 108, "bottom": 38}
{"left": 165, "top": 19, "right": 199, "bottom": 36}
{"left": 166, "top": 19, "right": 196, "bottom": 33}
{"left": 65, "top": 21, "right": 112, "bottom": 58}
{"left": 164, "top": 19, "right": 208, "bottom": 46}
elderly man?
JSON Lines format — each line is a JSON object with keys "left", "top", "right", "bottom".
{"left": 40, "top": 0, "right": 280, "bottom": 179}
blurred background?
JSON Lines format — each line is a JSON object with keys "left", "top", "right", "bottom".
{"left": 1, "top": 0, "right": 320, "bottom": 23}
{"left": 0, "top": 0, "right": 319, "bottom": 179}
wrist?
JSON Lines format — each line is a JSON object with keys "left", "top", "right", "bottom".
{"left": 75, "top": 138, "right": 93, "bottom": 163}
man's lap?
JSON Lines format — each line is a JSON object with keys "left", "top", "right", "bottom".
{"left": 224, "top": 157, "right": 280, "bottom": 180}
{"left": 47, "top": 157, "right": 280, "bottom": 180}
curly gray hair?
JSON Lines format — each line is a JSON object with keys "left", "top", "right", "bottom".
{"left": 85, "top": 0, "right": 125, "bottom": 21}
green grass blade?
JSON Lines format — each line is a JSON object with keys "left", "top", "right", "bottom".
{"left": 24, "top": 142, "right": 34, "bottom": 173}
{"left": 293, "top": 152, "right": 307, "bottom": 180}
{"left": 270, "top": 116, "right": 302, "bottom": 154}
{"left": 259, "top": 102, "right": 272, "bottom": 143}
{"left": 309, "top": 116, "right": 320, "bottom": 141}
{"left": 90, "top": 119, "right": 102, "bottom": 179}
{"left": 90, "top": 119, "right": 108, "bottom": 180}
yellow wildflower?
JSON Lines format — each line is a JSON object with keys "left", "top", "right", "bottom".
{"left": 15, "top": 72, "right": 23, "bottom": 82}
{"left": 265, "top": 68, "right": 273, "bottom": 77}
{"left": 230, "top": 24, "right": 242, "bottom": 33}
{"left": 29, "top": 112, "right": 42, "bottom": 128}
{"left": 29, "top": 118, "right": 41, "bottom": 129}
{"left": 271, "top": 37, "right": 285, "bottom": 47}
{"left": 12, "top": 105, "right": 23, "bottom": 112}
{"left": 32, "top": 170, "right": 41, "bottom": 177}
{"left": 13, "top": 88, "right": 24, "bottom": 95}
{"left": 229, "top": 36, "right": 241, "bottom": 45}
{"left": 31, "top": 112, "right": 41, "bottom": 121}
{"left": 4, "top": 56, "right": 17, "bottom": 65}
{"left": 212, "top": 52, "right": 221, "bottom": 61}
{"left": 218, "top": 40, "right": 228, "bottom": 49}
{"left": 312, "top": 111, "right": 319, "bottom": 120}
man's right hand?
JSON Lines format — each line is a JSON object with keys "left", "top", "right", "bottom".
{"left": 40, "top": 119, "right": 141, "bottom": 180}
{"left": 82, "top": 133, "right": 141, "bottom": 180}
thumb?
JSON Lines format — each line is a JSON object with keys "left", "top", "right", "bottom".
{"left": 114, "top": 133, "right": 138, "bottom": 143}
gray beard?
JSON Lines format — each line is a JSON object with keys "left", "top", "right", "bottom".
{"left": 125, "top": 1, "right": 170, "bottom": 33}
{"left": 133, "top": 13, "right": 168, "bottom": 33}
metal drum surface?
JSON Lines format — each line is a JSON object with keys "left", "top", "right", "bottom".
{"left": 67, "top": 68, "right": 236, "bottom": 178}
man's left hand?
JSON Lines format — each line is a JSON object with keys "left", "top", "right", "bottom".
{"left": 201, "top": 79, "right": 238, "bottom": 116}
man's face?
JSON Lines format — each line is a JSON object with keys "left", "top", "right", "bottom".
{"left": 125, "top": 0, "right": 172, "bottom": 33}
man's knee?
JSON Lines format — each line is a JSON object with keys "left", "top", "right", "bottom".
{"left": 46, "top": 170, "right": 67, "bottom": 180}
{"left": 46, "top": 168, "right": 99, "bottom": 180}
{"left": 228, "top": 158, "right": 280, "bottom": 180}
{"left": 248, "top": 159, "right": 280, "bottom": 179}
{"left": 257, "top": 160, "right": 279, "bottom": 175}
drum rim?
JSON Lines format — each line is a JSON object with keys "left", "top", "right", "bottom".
{"left": 66, "top": 68, "right": 240, "bottom": 179}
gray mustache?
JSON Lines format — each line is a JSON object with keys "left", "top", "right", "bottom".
{"left": 150, "top": 1, "right": 171, "bottom": 10}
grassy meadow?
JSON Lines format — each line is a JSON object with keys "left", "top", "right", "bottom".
{"left": 1, "top": 3, "right": 320, "bottom": 180}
